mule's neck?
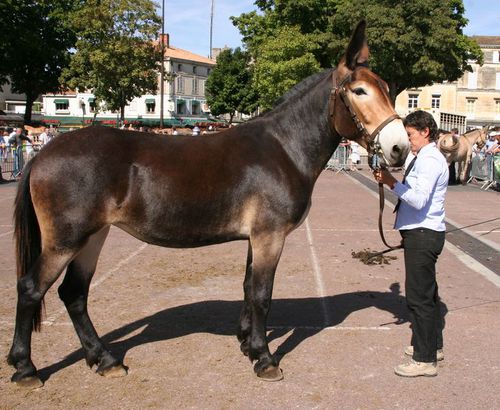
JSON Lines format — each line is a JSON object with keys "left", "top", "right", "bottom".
{"left": 463, "top": 130, "right": 481, "bottom": 145}
{"left": 260, "top": 70, "right": 339, "bottom": 182}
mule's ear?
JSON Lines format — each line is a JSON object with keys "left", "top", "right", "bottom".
{"left": 345, "top": 20, "right": 368, "bottom": 70}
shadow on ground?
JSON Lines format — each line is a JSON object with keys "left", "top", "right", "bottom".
{"left": 37, "top": 283, "right": 447, "bottom": 382}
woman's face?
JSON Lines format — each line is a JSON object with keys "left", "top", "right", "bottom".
{"left": 405, "top": 126, "right": 430, "bottom": 154}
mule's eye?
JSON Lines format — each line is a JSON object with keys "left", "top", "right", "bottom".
{"left": 353, "top": 87, "right": 367, "bottom": 96}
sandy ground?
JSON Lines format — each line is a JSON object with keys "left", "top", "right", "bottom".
{"left": 0, "top": 171, "right": 499, "bottom": 409}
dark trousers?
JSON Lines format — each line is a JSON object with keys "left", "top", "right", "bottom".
{"left": 400, "top": 228, "right": 445, "bottom": 363}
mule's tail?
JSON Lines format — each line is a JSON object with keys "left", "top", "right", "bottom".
{"left": 13, "top": 158, "right": 43, "bottom": 331}
{"left": 438, "top": 135, "right": 460, "bottom": 154}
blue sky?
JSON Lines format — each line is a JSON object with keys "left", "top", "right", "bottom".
{"left": 164, "top": 0, "right": 500, "bottom": 58}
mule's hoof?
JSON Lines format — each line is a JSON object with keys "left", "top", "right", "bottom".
{"left": 99, "top": 364, "right": 128, "bottom": 378}
{"left": 240, "top": 342, "right": 250, "bottom": 357}
{"left": 15, "top": 376, "right": 43, "bottom": 389}
{"left": 256, "top": 365, "right": 284, "bottom": 382}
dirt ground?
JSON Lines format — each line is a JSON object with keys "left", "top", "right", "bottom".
{"left": 0, "top": 171, "right": 499, "bottom": 409}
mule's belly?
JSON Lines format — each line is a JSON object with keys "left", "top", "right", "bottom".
{"left": 114, "top": 221, "right": 248, "bottom": 248}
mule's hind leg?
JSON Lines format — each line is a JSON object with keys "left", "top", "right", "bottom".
{"left": 247, "top": 233, "right": 285, "bottom": 381}
{"left": 237, "top": 242, "right": 253, "bottom": 356}
{"left": 8, "top": 250, "right": 76, "bottom": 388}
{"left": 57, "top": 227, "right": 126, "bottom": 378}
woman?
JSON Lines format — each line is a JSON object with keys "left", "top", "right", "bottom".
{"left": 373, "top": 110, "right": 448, "bottom": 377}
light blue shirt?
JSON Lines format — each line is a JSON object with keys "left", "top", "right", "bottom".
{"left": 393, "top": 142, "right": 449, "bottom": 231}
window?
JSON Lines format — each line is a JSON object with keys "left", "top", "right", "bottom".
{"left": 145, "top": 99, "right": 156, "bottom": 113}
{"left": 88, "top": 98, "right": 96, "bottom": 113}
{"left": 192, "top": 101, "right": 200, "bottom": 115}
{"left": 177, "top": 76, "right": 184, "bottom": 93}
{"left": 55, "top": 99, "right": 69, "bottom": 111}
{"left": 496, "top": 73, "right": 500, "bottom": 90}
{"left": 207, "top": 68, "right": 211, "bottom": 76}
{"left": 408, "top": 94, "right": 418, "bottom": 109}
{"left": 176, "top": 100, "right": 186, "bottom": 115}
{"left": 495, "top": 100, "right": 500, "bottom": 115}
{"left": 466, "top": 98, "right": 476, "bottom": 115}
{"left": 193, "top": 66, "right": 197, "bottom": 74}
{"left": 177, "top": 64, "right": 183, "bottom": 72}
{"left": 431, "top": 94, "right": 441, "bottom": 109}
{"left": 467, "top": 69, "right": 477, "bottom": 89}
{"left": 193, "top": 78, "right": 198, "bottom": 95}
{"left": 493, "top": 51, "right": 499, "bottom": 64}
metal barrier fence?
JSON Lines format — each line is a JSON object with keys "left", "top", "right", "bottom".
{"left": 0, "top": 144, "right": 40, "bottom": 180}
{"left": 325, "top": 144, "right": 370, "bottom": 172}
{"left": 325, "top": 144, "right": 349, "bottom": 172}
{"left": 468, "top": 154, "right": 500, "bottom": 190}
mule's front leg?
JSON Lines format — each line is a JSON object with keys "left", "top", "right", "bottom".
{"left": 247, "top": 234, "right": 284, "bottom": 381}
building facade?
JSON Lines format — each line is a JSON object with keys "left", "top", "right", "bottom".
{"left": 0, "top": 81, "right": 42, "bottom": 118}
{"left": 42, "top": 35, "right": 216, "bottom": 129}
{"left": 395, "top": 36, "right": 500, "bottom": 130}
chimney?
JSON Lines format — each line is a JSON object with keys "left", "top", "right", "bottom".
{"left": 159, "top": 33, "right": 170, "bottom": 48}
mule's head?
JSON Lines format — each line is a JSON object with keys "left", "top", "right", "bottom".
{"left": 475, "top": 125, "right": 491, "bottom": 149}
{"left": 330, "top": 21, "right": 410, "bottom": 168}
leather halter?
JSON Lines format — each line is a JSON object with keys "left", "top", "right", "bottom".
{"left": 329, "top": 69, "right": 400, "bottom": 169}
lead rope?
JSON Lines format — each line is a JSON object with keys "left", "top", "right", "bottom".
{"left": 377, "top": 182, "right": 403, "bottom": 250}
{"left": 371, "top": 152, "right": 403, "bottom": 259}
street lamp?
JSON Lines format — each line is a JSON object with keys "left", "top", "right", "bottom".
{"left": 160, "top": 0, "right": 165, "bottom": 129}
{"left": 210, "top": 0, "right": 214, "bottom": 59}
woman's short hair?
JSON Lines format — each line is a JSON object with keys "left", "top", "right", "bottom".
{"left": 403, "top": 110, "right": 438, "bottom": 141}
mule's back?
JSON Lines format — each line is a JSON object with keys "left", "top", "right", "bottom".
{"left": 29, "top": 126, "right": 310, "bottom": 248}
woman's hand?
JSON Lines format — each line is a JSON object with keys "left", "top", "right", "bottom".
{"left": 373, "top": 168, "right": 397, "bottom": 189}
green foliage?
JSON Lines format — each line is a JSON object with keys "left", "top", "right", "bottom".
{"left": 232, "top": 0, "right": 333, "bottom": 66}
{"left": 61, "top": 0, "right": 161, "bottom": 120}
{"left": 253, "top": 26, "right": 321, "bottom": 110}
{"left": 205, "top": 48, "right": 257, "bottom": 123}
{"left": 233, "top": 0, "right": 483, "bottom": 104}
{"left": 0, "top": 0, "right": 77, "bottom": 122}
{"left": 328, "top": 0, "right": 483, "bottom": 100}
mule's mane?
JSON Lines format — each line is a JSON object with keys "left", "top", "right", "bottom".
{"left": 272, "top": 69, "right": 334, "bottom": 109}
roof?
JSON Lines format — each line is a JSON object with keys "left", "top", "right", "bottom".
{"left": 471, "top": 36, "right": 500, "bottom": 47}
{"left": 164, "top": 45, "right": 215, "bottom": 66}
{"left": 44, "top": 91, "right": 78, "bottom": 97}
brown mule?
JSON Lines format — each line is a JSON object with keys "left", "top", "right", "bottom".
{"left": 8, "top": 21, "right": 409, "bottom": 388}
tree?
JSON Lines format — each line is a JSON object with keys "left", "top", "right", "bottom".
{"left": 0, "top": 0, "right": 76, "bottom": 123}
{"left": 232, "top": 0, "right": 333, "bottom": 67}
{"left": 253, "top": 26, "right": 321, "bottom": 110}
{"left": 61, "top": 0, "right": 161, "bottom": 122}
{"left": 327, "top": 0, "right": 483, "bottom": 101}
{"left": 205, "top": 48, "right": 257, "bottom": 124}
{"left": 233, "top": 0, "right": 483, "bottom": 103}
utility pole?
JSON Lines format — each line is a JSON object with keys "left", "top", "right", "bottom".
{"left": 209, "top": 0, "right": 214, "bottom": 59}
{"left": 159, "top": 0, "right": 165, "bottom": 128}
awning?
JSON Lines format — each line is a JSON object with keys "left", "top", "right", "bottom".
{"left": 54, "top": 99, "right": 69, "bottom": 104}
{"left": 176, "top": 99, "right": 185, "bottom": 104}
{"left": 145, "top": 98, "right": 156, "bottom": 104}
{"left": 192, "top": 100, "right": 200, "bottom": 105}
{"left": 88, "top": 97, "right": 96, "bottom": 103}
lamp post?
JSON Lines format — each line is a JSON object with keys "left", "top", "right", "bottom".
{"left": 159, "top": 0, "right": 165, "bottom": 128}
{"left": 209, "top": 0, "right": 214, "bottom": 59}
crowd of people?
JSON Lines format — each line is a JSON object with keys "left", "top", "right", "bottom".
{"left": 0, "top": 122, "right": 224, "bottom": 182}
{"left": 120, "top": 122, "right": 220, "bottom": 136}
{"left": 468, "top": 129, "right": 499, "bottom": 186}
{"left": 0, "top": 125, "right": 58, "bottom": 181}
